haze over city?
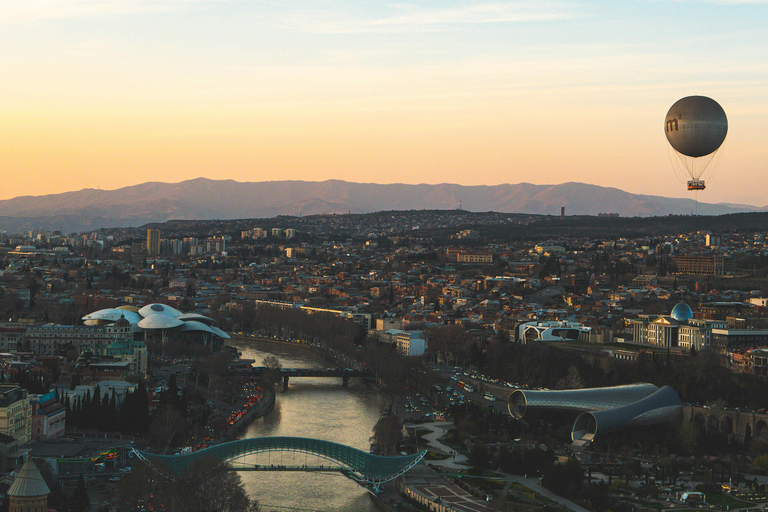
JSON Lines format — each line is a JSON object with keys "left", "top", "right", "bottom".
{"left": 3, "top": 0, "right": 768, "bottom": 206}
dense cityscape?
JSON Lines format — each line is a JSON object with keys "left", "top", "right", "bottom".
{"left": 0, "top": 210, "right": 768, "bottom": 511}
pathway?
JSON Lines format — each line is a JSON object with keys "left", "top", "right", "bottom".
{"left": 409, "top": 421, "right": 469, "bottom": 468}
{"left": 405, "top": 421, "right": 591, "bottom": 512}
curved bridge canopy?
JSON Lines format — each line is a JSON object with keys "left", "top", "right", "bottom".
{"left": 135, "top": 437, "right": 426, "bottom": 485}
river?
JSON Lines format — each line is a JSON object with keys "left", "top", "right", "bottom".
{"left": 229, "top": 338, "right": 388, "bottom": 512}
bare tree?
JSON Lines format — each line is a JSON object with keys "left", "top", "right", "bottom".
{"left": 426, "top": 325, "right": 467, "bottom": 364}
{"left": 370, "top": 415, "right": 402, "bottom": 456}
{"left": 147, "top": 403, "right": 186, "bottom": 453}
{"left": 261, "top": 355, "right": 283, "bottom": 388}
{"left": 115, "top": 457, "right": 260, "bottom": 512}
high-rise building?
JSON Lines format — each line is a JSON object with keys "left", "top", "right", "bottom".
{"left": 146, "top": 229, "right": 160, "bottom": 257}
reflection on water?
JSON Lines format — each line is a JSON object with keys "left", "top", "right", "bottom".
{"left": 230, "top": 339, "right": 387, "bottom": 511}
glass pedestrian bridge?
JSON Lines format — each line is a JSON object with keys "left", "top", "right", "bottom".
{"left": 134, "top": 437, "right": 426, "bottom": 488}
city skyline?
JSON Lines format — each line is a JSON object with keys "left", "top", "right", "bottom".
{"left": 3, "top": 1, "right": 768, "bottom": 205}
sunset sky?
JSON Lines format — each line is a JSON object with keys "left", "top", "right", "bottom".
{"left": 2, "top": 1, "right": 768, "bottom": 206}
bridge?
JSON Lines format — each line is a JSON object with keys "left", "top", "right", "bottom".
{"left": 134, "top": 436, "right": 425, "bottom": 491}
{"left": 280, "top": 368, "right": 375, "bottom": 388}
{"left": 245, "top": 367, "right": 376, "bottom": 389}
{"left": 683, "top": 405, "right": 768, "bottom": 444}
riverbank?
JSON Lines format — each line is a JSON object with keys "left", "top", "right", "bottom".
{"left": 232, "top": 339, "right": 390, "bottom": 512}
{"left": 228, "top": 388, "right": 276, "bottom": 438}
{"left": 207, "top": 383, "right": 276, "bottom": 444}
{"left": 242, "top": 336, "right": 404, "bottom": 424}
{"left": 229, "top": 335, "right": 328, "bottom": 358}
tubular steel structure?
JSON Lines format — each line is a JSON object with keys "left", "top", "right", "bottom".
{"left": 134, "top": 437, "right": 426, "bottom": 488}
{"left": 571, "top": 386, "right": 682, "bottom": 442}
{"left": 507, "top": 383, "right": 682, "bottom": 444}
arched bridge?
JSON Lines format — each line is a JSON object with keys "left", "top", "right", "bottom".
{"left": 134, "top": 437, "right": 425, "bottom": 489}
{"left": 683, "top": 406, "right": 768, "bottom": 444}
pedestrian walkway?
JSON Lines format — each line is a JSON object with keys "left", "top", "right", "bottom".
{"left": 408, "top": 421, "right": 469, "bottom": 469}
{"left": 404, "top": 421, "right": 591, "bottom": 512}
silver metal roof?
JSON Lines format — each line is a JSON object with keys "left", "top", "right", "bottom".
{"left": 138, "top": 303, "right": 183, "bottom": 318}
{"left": 137, "top": 313, "right": 185, "bottom": 329}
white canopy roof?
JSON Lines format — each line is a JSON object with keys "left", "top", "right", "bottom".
{"left": 138, "top": 303, "right": 183, "bottom": 318}
{"left": 138, "top": 313, "right": 185, "bottom": 330}
{"left": 82, "top": 308, "right": 142, "bottom": 324}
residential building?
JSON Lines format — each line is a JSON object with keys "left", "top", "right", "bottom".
{"left": 30, "top": 391, "right": 65, "bottom": 441}
{"left": 0, "top": 386, "right": 31, "bottom": 445}
{"left": 146, "top": 229, "right": 161, "bottom": 257}
{"left": 397, "top": 331, "right": 426, "bottom": 357}
{"left": 672, "top": 255, "right": 731, "bottom": 276}
{"left": 23, "top": 322, "right": 133, "bottom": 356}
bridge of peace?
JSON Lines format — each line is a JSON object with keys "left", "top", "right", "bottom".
{"left": 134, "top": 436, "right": 425, "bottom": 492}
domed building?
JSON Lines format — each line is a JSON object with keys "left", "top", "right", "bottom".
{"left": 670, "top": 302, "right": 694, "bottom": 322}
{"left": 7, "top": 459, "right": 50, "bottom": 512}
{"left": 630, "top": 301, "right": 726, "bottom": 351}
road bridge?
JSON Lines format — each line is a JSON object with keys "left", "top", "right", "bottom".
{"left": 244, "top": 367, "right": 376, "bottom": 389}
{"left": 280, "top": 368, "right": 375, "bottom": 389}
{"left": 134, "top": 436, "right": 425, "bottom": 492}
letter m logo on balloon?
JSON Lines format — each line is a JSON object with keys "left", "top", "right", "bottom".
{"left": 666, "top": 119, "right": 678, "bottom": 132}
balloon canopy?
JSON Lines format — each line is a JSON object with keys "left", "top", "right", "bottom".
{"left": 664, "top": 96, "right": 727, "bottom": 190}
{"left": 664, "top": 96, "right": 727, "bottom": 159}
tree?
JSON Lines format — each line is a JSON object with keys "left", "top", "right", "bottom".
{"left": 36, "top": 458, "right": 63, "bottom": 509}
{"left": 261, "top": 355, "right": 282, "bottom": 388}
{"left": 119, "top": 382, "right": 149, "bottom": 434}
{"left": 70, "top": 474, "right": 90, "bottom": 512}
{"left": 469, "top": 440, "right": 490, "bottom": 470}
{"left": 679, "top": 420, "right": 700, "bottom": 455}
{"left": 147, "top": 403, "right": 186, "bottom": 453}
{"left": 115, "top": 457, "right": 259, "bottom": 512}
{"left": 542, "top": 458, "right": 584, "bottom": 498}
{"left": 426, "top": 325, "right": 467, "bottom": 364}
{"left": 370, "top": 415, "right": 401, "bottom": 456}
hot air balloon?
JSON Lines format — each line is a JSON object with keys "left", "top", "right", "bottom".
{"left": 664, "top": 96, "right": 727, "bottom": 192}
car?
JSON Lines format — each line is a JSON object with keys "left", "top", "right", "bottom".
{"left": 109, "top": 476, "right": 121, "bottom": 482}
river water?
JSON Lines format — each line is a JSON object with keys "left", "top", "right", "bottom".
{"left": 229, "top": 339, "right": 388, "bottom": 512}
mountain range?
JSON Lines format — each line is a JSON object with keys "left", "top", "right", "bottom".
{"left": 0, "top": 178, "right": 762, "bottom": 233}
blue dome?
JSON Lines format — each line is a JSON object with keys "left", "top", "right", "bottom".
{"left": 670, "top": 302, "right": 694, "bottom": 322}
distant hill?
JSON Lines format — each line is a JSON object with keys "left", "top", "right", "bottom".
{"left": 0, "top": 178, "right": 761, "bottom": 233}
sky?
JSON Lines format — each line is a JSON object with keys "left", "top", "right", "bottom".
{"left": 2, "top": 0, "right": 768, "bottom": 206}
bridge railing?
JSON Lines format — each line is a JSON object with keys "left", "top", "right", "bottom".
{"left": 135, "top": 437, "right": 425, "bottom": 485}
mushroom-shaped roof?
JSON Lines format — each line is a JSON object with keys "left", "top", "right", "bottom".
{"left": 179, "top": 320, "right": 216, "bottom": 334}
{"left": 177, "top": 313, "right": 215, "bottom": 325}
{"left": 138, "top": 314, "right": 185, "bottom": 330}
{"left": 670, "top": 302, "right": 694, "bottom": 322}
{"left": 83, "top": 308, "right": 142, "bottom": 324}
{"left": 117, "top": 305, "right": 141, "bottom": 313}
{"left": 210, "top": 326, "right": 231, "bottom": 340}
{"left": 138, "top": 303, "right": 183, "bottom": 318}
{"left": 8, "top": 459, "right": 50, "bottom": 497}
